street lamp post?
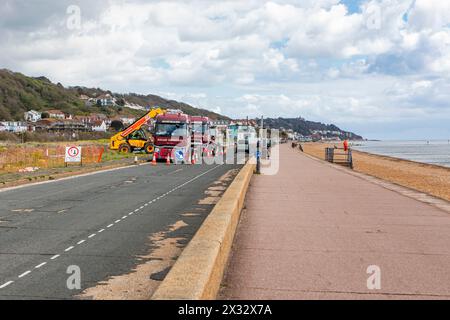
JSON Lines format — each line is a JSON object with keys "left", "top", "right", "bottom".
{"left": 256, "top": 116, "right": 263, "bottom": 174}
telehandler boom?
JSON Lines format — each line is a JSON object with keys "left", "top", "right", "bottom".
{"left": 109, "top": 108, "right": 165, "bottom": 154}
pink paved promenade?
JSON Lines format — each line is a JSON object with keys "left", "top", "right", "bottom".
{"left": 221, "top": 145, "right": 450, "bottom": 299}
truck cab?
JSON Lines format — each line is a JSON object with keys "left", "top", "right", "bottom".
{"left": 191, "top": 116, "right": 211, "bottom": 155}
{"left": 228, "top": 124, "right": 257, "bottom": 153}
{"left": 153, "top": 110, "right": 191, "bottom": 162}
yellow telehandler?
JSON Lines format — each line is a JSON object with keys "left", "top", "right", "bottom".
{"left": 109, "top": 108, "right": 165, "bottom": 154}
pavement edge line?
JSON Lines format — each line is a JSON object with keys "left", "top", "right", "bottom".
{"left": 151, "top": 161, "right": 255, "bottom": 300}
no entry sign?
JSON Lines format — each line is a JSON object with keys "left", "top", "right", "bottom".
{"left": 65, "top": 146, "right": 82, "bottom": 163}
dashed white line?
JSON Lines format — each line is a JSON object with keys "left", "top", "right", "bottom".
{"left": 0, "top": 281, "right": 14, "bottom": 289}
{"left": 2, "top": 164, "right": 224, "bottom": 291}
{"left": 18, "top": 271, "right": 31, "bottom": 278}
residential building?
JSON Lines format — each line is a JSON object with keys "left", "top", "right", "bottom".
{"left": 74, "top": 113, "right": 108, "bottom": 125}
{"left": 46, "top": 109, "right": 66, "bottom": 120}
{"left": 34, "top": 119, "right": 88, "bottom": 132}
{"left": 0, "top": 123, "right": 6, "bottom": 132}
{"left": 0, "top": 121, "right": 28, "bottom": 133}
{"left": 97, "top": 94, "right": 116, "bottom": 107}
{"left": 24, "top": 110, "right": 42, "bottom": 122}
{"left": 120, "top": 116, "right": 136, "bottom": 126}
{"left": 91, "top": 120, "right": 107, "bottom": 132}
{"left": 79, "top": 95, "right": 97, "bottom": 107}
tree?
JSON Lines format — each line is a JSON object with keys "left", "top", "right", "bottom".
{"left": 117, "top": 98, "right": 125, "bottom": 107}
{"left": 110, "top": 120, "right": 124, "bottom": 132}
{"left": 41, "top": 112, "right": 50, "bottom": 119}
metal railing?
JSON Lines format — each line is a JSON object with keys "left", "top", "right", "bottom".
{"left": 325, "top": 147, "right": 353, "bottom": 169}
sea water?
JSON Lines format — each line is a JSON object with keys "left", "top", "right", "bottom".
{"left": 352, "top": 140, "right": 450, "bottom": 168}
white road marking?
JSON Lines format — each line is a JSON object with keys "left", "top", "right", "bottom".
{"left": 0, "top": 281, "right": 14, "bottom": 289}
{"left": 0, "top": 163, "right": 147, "bottom": 193}
{"left": 115, "top": 219, "right": 121, "bottom": 223}
{"left": 18, "top": 271, "right": 31, "bottom": 278}
{"left": 122, "top": 216, "right": 127, "bottom": 219}
{"left": 3, "top": 164, "right": 224, "bottom": 290}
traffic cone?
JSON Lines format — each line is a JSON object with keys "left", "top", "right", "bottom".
{"left": 191, "top": 150, "right": 196, "bottom": 165}
{"left": 151, "top": 153, "right": 157, "bottom": 166}
{"left": 166, "top": 154, "right": 171, "bottom": 166}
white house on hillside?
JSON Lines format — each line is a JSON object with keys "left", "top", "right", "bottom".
{"left": 91, "top": 120, "right": 107, "bottom": 132}
{"left": 97, "top": 94, "right": 116, "bottom": 107}
{"left": 46, "top": 109, "right": 66, "bottom": 119}
{"left": 24, "top": 110, "right": 42, "bottom": 122}
{"left": 120, "top": 116, "right": 136, "bottom": 125}
{"left": 0, "top": 121, "right": 28, "bottom": 133}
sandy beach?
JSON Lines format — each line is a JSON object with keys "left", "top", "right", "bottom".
{"left": 301, "top": 142, "right": 450, "bottom": 202}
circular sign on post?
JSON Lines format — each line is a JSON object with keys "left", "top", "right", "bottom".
{"left": 65, "top": 146, "right": 82, "bottom": 163}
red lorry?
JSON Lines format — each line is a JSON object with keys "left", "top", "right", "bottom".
{"left": 191, "top": 116, "right": 212, "bottom": 156}
{"left": 153, "top": 110, "right": 191, "bottom": 163}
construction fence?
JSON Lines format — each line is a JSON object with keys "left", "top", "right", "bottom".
{"left": 0, "top": 145, "right": 106, "bottom": 174}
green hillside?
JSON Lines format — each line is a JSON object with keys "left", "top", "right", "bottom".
{"left": 263, "top": 117, "right": 363, "bottom": 140}
{"left": 0, "top": 69, "right": 228, "bottom": 121}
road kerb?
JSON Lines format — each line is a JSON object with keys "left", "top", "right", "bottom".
{"left": 151, "top": 161, "right": 255, "bottom": 300}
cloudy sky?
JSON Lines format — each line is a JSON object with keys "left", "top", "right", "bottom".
{"left": 1, "top": 0, "right": 449, "bottom": 139}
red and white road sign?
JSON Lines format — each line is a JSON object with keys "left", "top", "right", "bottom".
{"left": 65, "top": 146, "right": 82, "bottom": 163}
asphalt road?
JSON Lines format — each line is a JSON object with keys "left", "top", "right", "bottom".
{"left": 0, "top": 161, "right": 241, "bottom": 299}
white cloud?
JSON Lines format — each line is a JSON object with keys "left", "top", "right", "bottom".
{"left": 0, "top": 0, "right": 449, "bottom": 138}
